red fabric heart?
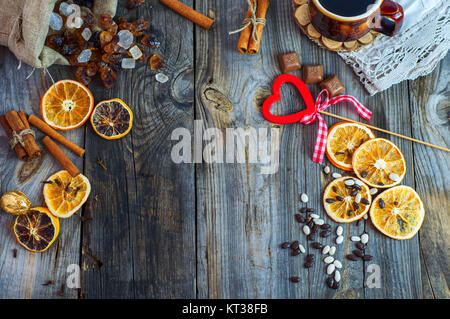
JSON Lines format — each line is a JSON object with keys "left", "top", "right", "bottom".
{"left": 262, "top": 74, "right": 315, "bottom": 124}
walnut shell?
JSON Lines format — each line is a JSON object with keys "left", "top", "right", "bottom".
{"left": 1, "top": 191, "right": 31, "bottom": 215}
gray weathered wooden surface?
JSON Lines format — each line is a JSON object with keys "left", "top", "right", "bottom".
{"left": 0, "top": 0, "right": 448, "bottom": 299}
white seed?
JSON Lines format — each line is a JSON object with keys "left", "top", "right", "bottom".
{"left": 370, "top": 188, "right": 378, "bottom": 195}
{"left": 336, "top": 226, "right": 343, "bottom": 236}
{"left": 299, "top": 244, "right": 306, "bottom": 254}
{"left": 354, "top": 179, "right": 364, "bottom": 186}
{"left": 310, "top": 213, "right": 320, "bottom": 219}
{"left": 336, "top": 235, "right": 344, "bottom": 244}
{"left": 355, "top": 193, "right": 362, "bottom": 203}
{"left": 334, "top": 260, "right": 342, "bottom": 269}
{"left": 329, "top": 246, "right": 336, "bottom": 255}
{"left": 363, "top": 214, "right": 368, "bottom": 220}
{"left": 323, "top": 166, "right": 331, "bottom": 174}
{"left": 314, "top": 219, "right": 325, "bottom": 225}
{"left": 322, "top": 245, "right": 330, "bottom": 254}
{"left": 351, "top": 236, "right": 361, "bottom": 242}
{"left": 334, "top": 270, "right": 341, "bottom": 282}
{"left": 324, "top": 256, "right": 334, "bottom": 264}
{"left": 344, "top": 179, "right": 355, "bottom": 186}
{"left": 303, "top": 225, "right": 311, "bottom": 235}
{"left": 389, "top": 173, "right": 401, "bottom": 182}
{"left": 300, "top": 193, "right": 309, "bottom": 203}
{"left": 361, "top": 233, "right": 369, "bottom": 244}
{"left": 332, "top": 172, "right": 342, "bottom": 179}
{"left": 327, "top": 264, "right": 336, "bottom": 275}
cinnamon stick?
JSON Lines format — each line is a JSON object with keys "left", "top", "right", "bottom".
{"left": 5, "top": 110, "right": 40, "bottom": 160}
{"left": 28, "top": 114, "right": 85, "bottom": 157}
{"left": 160, "top": 0, "right": 214, "bottom": 30}
{"left": 42, "top": 136, "right": 80, "bottom": 177}
{"left": 248, "top": 0, "right": 270, "bottom": 55}
{"left": 237, "top": 7, "right": 253, "bottom": 54}
{"left": 0, "top": 115, "right": 28, "bottom": 161}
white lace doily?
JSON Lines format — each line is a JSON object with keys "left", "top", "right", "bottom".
{"left": 338, "top": 0, "right": 450, "bottom": 95}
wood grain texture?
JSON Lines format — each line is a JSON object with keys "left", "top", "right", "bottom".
{"left": 0, "top": 48, "right": 82, "bottom": 298}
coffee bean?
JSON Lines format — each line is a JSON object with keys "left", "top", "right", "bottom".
{"left": 295, "top": 214, "right": 306, "bottom": 223}
{"left": 307, "top": 234, "right": 316, "bottom": 241}
{"left": 363, "top": 255, "right": 373, "bottom": 261}
{"left": 350, "top": 190, "right": 358, "bottom": 196}
{"left": 356, "top": 242, "right": 366, "bottom": 250}
{"left": 291, "top": 248, "right": 301, "bottom": 256}
{"left": 321, "top": 224, "right": 331, "bottom": 230}
{"left": 304, "top": 262, "right": 313, "bottom": 268}
{"left": 311, "top": 242, "right": 323, "bottom": 249}
{"left": 306, "top": 254, "right": 315, "bottom": 262}
{"left": 353, "top": 249, "right": 363, "bottom": 258}
{"left": 336, "top": 196, "right": 344, "bottom": 201}
{"left": 332, "top": 280, "right": 340, "bottom": 289}
{"left": 326, "top": 277, "right": 334, "bottom": 289}
{"left": 281, "top": 242, "right": 290, "bottom": 249}
{"left": 290, "top": 276, "right": 301, "bottom": 283}
{"left": 290, "top": 241, "right": 299, "bottom": 250}
{"left": 320, "top": 230, "right": 331, "bottom": 238}
{"left": 325, "top": 198, "right": 336, "bottom": 203}
{"left": 361, "top": 198, "right": 370, "bottom": 205}
{"left": 379, "top": 198, "right": 385, "bottom": 209}
{"left": 361, "top": 171, "right": 368, "bottom": 178}
{"left": 346, "top": 254, "right": 358, "bottom": 261}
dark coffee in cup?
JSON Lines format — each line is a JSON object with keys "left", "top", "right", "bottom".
{"left": 318, "top": 0, "right": 377, "bottom": 17}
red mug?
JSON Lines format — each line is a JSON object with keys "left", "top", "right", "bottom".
{"left": 309, "top": 0, "right": 404, "bottom": 42}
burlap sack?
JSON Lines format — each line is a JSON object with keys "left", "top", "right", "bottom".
{"left": 0, "top": 0, "right": 117, "bottom": 68}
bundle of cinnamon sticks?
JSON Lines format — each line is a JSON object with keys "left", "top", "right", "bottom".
{"left": 237, "top": 0, "right": 271, "bottom": 55}
{"left": 0, "top": 111, "right": 85, "bottom": 177}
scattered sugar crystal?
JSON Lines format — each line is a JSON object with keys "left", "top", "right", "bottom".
{"left": 59, "top": 2, "right": 75, "bottom": 16}
{"left": 49, "top": 12, "right": 63, "bottom": 31}
{"left": 117, "top": 30, "right": 134, "bottom": 49}
{"left": 129, "top": 45, "right": 143, "bottom": 60}
{"left": 73, "top": 17, "right": 84, "bottom": 29}
{"left": 121, "top": 58, "right": 136, "bottom": 69}
{"left": 155, "top": 73, "right": 169, "bottom": 83}
{"left": 77, "top": 49, "right": 92, "bottom": 63}
{"left": 81, "top": 28, "right": 92, "bottom": 41}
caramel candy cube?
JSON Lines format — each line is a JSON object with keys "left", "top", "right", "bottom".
{"left": 303, "top": 65, "right": 324, "bottom": 84}
{"left": 277, "top": 52, "right": 301, "bottom": 73}
{"left": 320, "top": 75, "right": 346, "bottom": 98}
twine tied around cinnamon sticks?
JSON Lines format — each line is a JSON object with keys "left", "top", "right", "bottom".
{"left": 231, "top": 0, "right": 271, "bottom": 55}
{"left": 9, "top": 128, "right": 35, "bottom": 150}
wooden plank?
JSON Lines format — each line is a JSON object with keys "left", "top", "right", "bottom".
{"left": 80, "top": 0, "right": 196, "bottom": 298}
{"left": 408, "top": 55, "right": 450, "bottom": 299}
{"left": 0, "top": 48, "right": 82, "bottom": 298}
{"left": 195, "top": 0, "right": 310, "bottom": 298}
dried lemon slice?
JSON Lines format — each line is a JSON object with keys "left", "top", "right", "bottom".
{"left": 369, "top": 186, "right": 424, "bottom": 240}
{"left": 91, "top": 98, "right": 133, "bottom": 140}
{"left": 326, "top": 122, "right": 375, "bottom": 171}
{"left": 352, "top": 138, "right": 406, "bottom": 188}
{"left": 323, "top": 177, "right": 372, "bottom": 223}
{"left": 14, "top": 207, "right": 59, "bottom": 252}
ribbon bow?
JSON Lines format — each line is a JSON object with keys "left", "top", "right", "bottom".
{"left": 262, "top": 74, "right": 372, "bottom": 164}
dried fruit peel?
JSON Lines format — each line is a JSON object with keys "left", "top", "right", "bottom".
{"left": 90, "top": 98, "right": 133, "bottom": 140}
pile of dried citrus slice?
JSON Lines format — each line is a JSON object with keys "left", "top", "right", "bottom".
{"left": 323, "top": 121, "right": 424, "bottom": 240}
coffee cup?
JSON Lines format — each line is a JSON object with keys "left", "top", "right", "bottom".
{"left": 309, "top": 0, "right": 404, "bottom": 42}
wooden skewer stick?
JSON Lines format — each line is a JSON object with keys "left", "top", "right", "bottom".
{"left": 320, "top": 110, "right": 450, "bottom": 153}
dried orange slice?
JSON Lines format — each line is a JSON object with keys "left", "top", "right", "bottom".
{"left": 43, "top": 170, "right": 91, "bottom": 218}
{"left": 41, "top": 79, "right": 94, "bottom": 131}
{"left": 369, "top": 186, "right": 424, "bottom": 240}
{"left": 326, "top": 122, "right": 375, "bottom": 171}
{"left": 323, "top": 177, "right": 372, "bottom": 223}
{"left": 14, "top": 207, "right": 59, "bottom": 252}
{"left": 352, "top": 138, "right": 406, "bottom": 188}
{"left": 90, "top": 98, "right": 133, "bottom": 140}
